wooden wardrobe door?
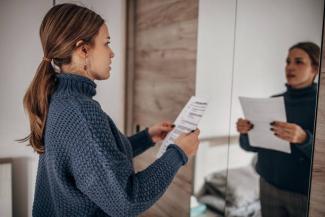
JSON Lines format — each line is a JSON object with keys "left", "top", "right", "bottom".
{"left": 125, "top": 0, "right": 199, "bottom": 216}
{"left": 309, "top": 24, "right": 325, "bottom": 217}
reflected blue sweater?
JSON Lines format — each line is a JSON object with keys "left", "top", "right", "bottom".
{"left": 32, "top": 73, "right": 188, "bottom": 217}
{"left": 239, "top": 83, "right": 317, "bottom": 195}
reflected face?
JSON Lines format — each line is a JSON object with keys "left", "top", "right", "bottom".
{"left": 285, "top": 48, "right": 317, "bottom": 89}
{"left": 89, "top": 23, "right": 115, "bottom": 80}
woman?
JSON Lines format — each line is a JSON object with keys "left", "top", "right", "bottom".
{"left": 236, "top": 42, "right": 320, "bottom": 217}
{"left": 19, "top": 3, "right": 200, "bottom": 217}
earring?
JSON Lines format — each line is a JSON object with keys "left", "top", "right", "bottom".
{"left": 82, "top": 47, "right": 88, "bottom": 71}
{"left": 84, "top": 54, "right": 88, "bottom": 71}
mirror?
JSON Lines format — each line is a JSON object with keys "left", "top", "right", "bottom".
{"left": 192, "top": 0, "right": 324, "bottom": 217}
{"left": 191, "top": 0, "right": 236, "bottom": 216}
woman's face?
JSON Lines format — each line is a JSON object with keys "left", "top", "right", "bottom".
{"left": 88, "top": 23, "right": 114, "bottom": 80}
{"left": 285, "top": 48, "right": 318, "bottom": 89}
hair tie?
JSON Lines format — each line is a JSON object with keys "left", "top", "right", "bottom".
{"left": 43, "top": 57, "right": 52, "bottom": 62}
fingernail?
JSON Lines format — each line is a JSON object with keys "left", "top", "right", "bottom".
{"left": 270, "top": 128, "right": 274, "bottom": 131}
{"left": 171, "top": 124, "right": 175, "bottom": 128}
{"left": 270, "top": 121, "right": 275, "bottom": 125}
{"left": 251, "top": 124, "right": 254, "bottom": 129}
{"left": 191, "top": 130, "right": 195, "bottom": 133}
{"left": 274, "top": 133, "right": 277, "bottom": 136}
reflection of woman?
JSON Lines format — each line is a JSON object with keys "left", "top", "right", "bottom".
{"left": 19, "top": 4, "right": 201, "bottom": 217}
{"left": 236, "top": 42, "right": 320, "bottom": 217}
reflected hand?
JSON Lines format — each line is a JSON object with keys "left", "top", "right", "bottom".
{"left": 236, "top": 118, "right": 254, "bottom": 134}
{"left": 148, "top": 121, "right": 175, "bottom": 143}
{"left": 270, "top": 121, "right": 307, "bottom": 144}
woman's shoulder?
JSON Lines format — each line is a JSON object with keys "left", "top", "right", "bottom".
{"left": 50, "top": 94, "right": 101, "bottom": 112}
{"left": 48, "top": 95, "right": 105, "bottom": 126}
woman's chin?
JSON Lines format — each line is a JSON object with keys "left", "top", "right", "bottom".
{"left": 286, "top": 78, "right": 296, "bottom": 87}
{"left": 99, "top": 70, "right": 111, "bottom": 80}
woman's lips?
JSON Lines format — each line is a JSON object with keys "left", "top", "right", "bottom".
{"left": 287, "top": 74, "right": 295, "bottom": 79}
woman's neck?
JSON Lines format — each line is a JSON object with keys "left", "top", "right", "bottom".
{"left": 288, "top": 81, "right": 314, "bottom": 90}
{"left": 60, "top": 65, "right": 95, "bottom": 81}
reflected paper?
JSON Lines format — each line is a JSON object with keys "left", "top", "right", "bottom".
{"left": 239, "top": 96, "right": 291, "bottom": 153}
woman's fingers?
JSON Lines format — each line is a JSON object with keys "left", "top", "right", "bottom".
{"left": 158, "top": 121, "right": 175, "bottom": 133}
{"left": 160, "top": 125, "right": 174, "bottom": 132}
{"left": 236, "top": 118, "right": 253, "bottom": 133}
{"left": 162, "top": 121, "right": 174, "bottom": 127}
{"left": 191, "top": 128, "right": 200, "bottom": 135}
{"left": 271, "top": 121, "right": 295, "bottom": 130}
{"left": 271, "top": 125, "right": 290, "bottom": 134}
{"left": 271, "top": 121, "right": 297, "bottom": 135}
{"left": 273, "top": 128, "right": 291, "bottom": 137}
{"left": 272, "top": 125, "right": 294, "bottom": 142}
{"left": 274, "top": 132, "right": 291, "bottom": 141}
{"left": 237, "top": 125, "right": 251, "bottom": 131}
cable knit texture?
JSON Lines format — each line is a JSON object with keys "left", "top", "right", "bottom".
{"left": 32, "top": 72, "right": 188, "bottom": 217}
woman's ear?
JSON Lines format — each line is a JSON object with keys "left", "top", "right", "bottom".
{"left": 75, "top": 40, "right": 89, "bottom": 52}
{"left": 313, "top": 65, "right": 319, "bottom": 75}
{"left": 81, "top": 46, "right": 88, "bottom": 54}
{"left": 312, "top": 66, "right": 319, "bottom": 81}
{"left": 75, "top": 40, "right": 90, "bottom": 59}
{"left": 75, "top": 40, "right": 84, "bottom": 48}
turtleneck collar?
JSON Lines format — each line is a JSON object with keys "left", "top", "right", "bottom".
{"left": 54, "top": 72, "right": 97, "bottom": 98}
{"left": 285, "top": 82, "right": 317, "bottom": 97}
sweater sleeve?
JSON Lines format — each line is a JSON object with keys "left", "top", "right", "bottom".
{"left": 67, "top": 102, "right": 188, "bottom": 217}
{"left": 239, "top": 134, "right": 260, "bottom": 152}
{"left": 128, "top": 128, "right": 155, "bottom": 157}
{"left": 294, "top": 129, "right": 313, "bottom": 159}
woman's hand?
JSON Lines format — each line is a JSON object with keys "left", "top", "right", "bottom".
{"left": 236, "top": 118, "right": 254, "bottom": 134}
{"left": 174, "top": 129, "right": 200, "bottom": 158}
{"left": 147, "top": 121, "right": 175, "bottom": 143}
{"left": 270, "top": 121, "right": 307, "bottom": 144}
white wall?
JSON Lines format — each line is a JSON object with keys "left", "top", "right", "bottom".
{"left": 0, "top": 1, "right": 52, "bottom": 216}
{"left": 0, "top": 1, "right": 126, "bottom": 216}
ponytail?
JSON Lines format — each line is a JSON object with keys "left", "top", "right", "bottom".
{"left": 18, "top": 3, "right": 105, "bottom": 154}
{"left": 17, "top": 59, "right": 56, "bottom": 154}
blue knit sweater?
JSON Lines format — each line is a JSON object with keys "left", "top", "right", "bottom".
{"left": 32, "top": 72, "right": 188, "bottom": 217}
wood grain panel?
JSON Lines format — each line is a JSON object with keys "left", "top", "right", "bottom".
{"left": 133, "top": 0, "right": 198, "bottom": 129}
{"left": 126, "top": 0, "right": 199, "bottom": 216}
{"left": 309, "top": 25, "right": 325, "bottom": 217}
